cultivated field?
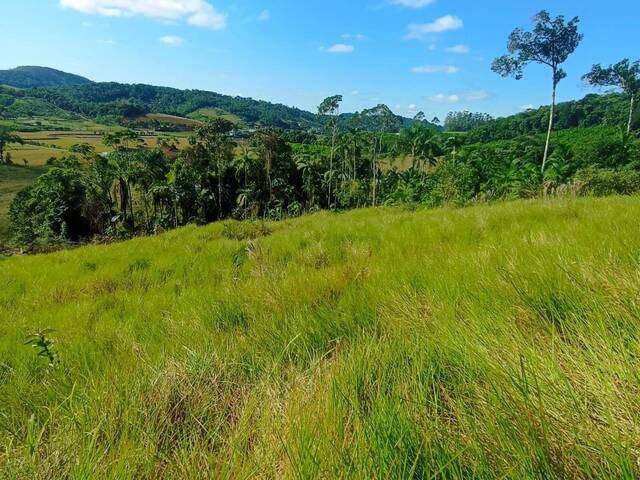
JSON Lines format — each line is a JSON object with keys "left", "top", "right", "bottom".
{"left": 7, "top": 131, "right": 191, "bottom": 166}
{"left": 1, "top": 197, "right": 639, "bottom": 478}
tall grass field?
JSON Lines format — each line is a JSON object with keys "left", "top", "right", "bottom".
{"left": 1, "top": 197, "right": 640, "bottom": 478}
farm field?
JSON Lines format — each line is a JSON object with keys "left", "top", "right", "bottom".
{"left": 7, "top": 130, "right": 192, "bottom": 166}
{"left": 2, "top": 197, "right": 640, "bottom": 477}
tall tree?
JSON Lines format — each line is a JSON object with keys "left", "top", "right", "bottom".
{"left": 492, "top": 11, "right": 583, "bottom": 173}
{"left": 192, "top": 118, "right": 236, "bottom": 219}
{"left": 362, "top": 104, "right": 400, "bottom": 206}
{"left": 0, "top": 127, "right": 24, "bottom": 164}
{"left": 318, "top": 95, "right": 342, "bottom": 208}
{"left": 582, "top": 59, "right": 640, "bottom": 133}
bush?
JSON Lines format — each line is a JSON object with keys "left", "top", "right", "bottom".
{"left": 222, "top": 220, "right": 272, "bottom": 241}
{"left": 429, "top": 159, "right": 479, "bottom": 206}
{"left": 574, "top": 167, "right": 640, "bottom": 197}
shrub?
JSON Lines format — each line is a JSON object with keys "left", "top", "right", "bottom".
{"left": 574, "top": 167, "right": 640, "bottom": 197}
{"left": 429, "top": 159, "right": 479, "bottom": 206}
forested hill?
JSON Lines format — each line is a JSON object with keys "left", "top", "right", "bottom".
{"left": 467, "top": 93, "right": 637, "bottom": 143}
{"left": 0, "top": 69, "right": 426, "bottom": 130}
{"left": 0, "top": 66, "right": 92, "bottom": 89}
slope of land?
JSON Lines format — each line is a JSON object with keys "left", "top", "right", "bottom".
{"left": 1, "top": 197, "right": 639, "bottom": 477}
{"left": 0, "top": 66, "right": 92, "bottom": 89}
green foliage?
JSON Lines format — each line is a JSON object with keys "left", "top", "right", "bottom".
{"left": 24, "top": 330, "right": 57, "bottom": 367}
{"left": 492, "top": 10, "right": 583, "bottom": 87}
{"left": 444, "top": 111, "right": 493, "bottom": 132}
{"left": 9, "top": 163, "right": 89, "bottom": 245}
{"left": 574, "top": 167, "right": 640, "bottom": 196}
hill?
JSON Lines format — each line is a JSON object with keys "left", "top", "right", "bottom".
{"left": 467, "top": 93, "right": 637, "bottom": 143}
{"left": 0, "top": 66, "right": 92, "bottom": 89}
{"left": 0, "top": 67, "right": 429, "bottom": 131}
{"left": 2, "top": 197, "right": 640, "bottom": 477}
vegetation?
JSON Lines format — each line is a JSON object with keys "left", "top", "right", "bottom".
{"left": 2, "top": 197, "right": 640, "bottom": 477}
{"left": 0, "top": 66, "right": 92, "bottom": 89}
{"left": 492, "top": 10, "right": 583, "bottom": 172}
{"left": 583, "top": 59, "right": 640, "bottom": 133}
{"left": 2, "top": 7, "right": 640, "bottom": 477}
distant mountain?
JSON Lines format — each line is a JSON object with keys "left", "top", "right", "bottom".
{"left": 0, "top": 66, "right": 92, "bottom": 89}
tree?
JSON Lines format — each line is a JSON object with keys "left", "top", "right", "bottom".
{"left": 0, "top": 127, "right": 23, "bottom": 164}
{"left": 362, "top": 104, "right": 401, "bottom": 206}
{"left": 492, "top": 10, "right": 583, "bottom": 173}
{"left": 318, "top": 95, "right": 342, "bottom": 208}
{"left": 583, "top": 59, "right": 640, "bottom": 133}
{"left": 255, "top": 129, "right": 293, "bottom": 205}
{"left": 192, "top": 118, "right": 236, "bottom": 219}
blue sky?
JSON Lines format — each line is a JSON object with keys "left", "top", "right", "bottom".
{"left": 1, "top": 0, "right": 638, "bottom": 119}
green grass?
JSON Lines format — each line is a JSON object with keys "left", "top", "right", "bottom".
{"left": 1, "top": 197, "right": 640, "bottom": 478}
{"left": 187, "top": 107, "right": 243, "bottom": 125}
{"left": 0, "top": 165, "right": 46, "bottom": 242}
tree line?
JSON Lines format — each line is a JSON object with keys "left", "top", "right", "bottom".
{"left": 4, "top": 9, "right": 640, "bottom": 248}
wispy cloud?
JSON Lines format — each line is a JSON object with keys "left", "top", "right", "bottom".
{"left": 405, "top": 15, "right": 463, "bottom": 39}
{"left": 411, "top": 65, "right": 460, "bottom": 74}
{"left": 429, "top": 90, "right": 489, "bottom": 103}
{"left": 392, "top": 0, "right": 435, "bottom": 8}
{"left": 257, "top": 9, "right": 270, "bottom": 21}
{"left": 96, "top": 39, "right": 116, "bottom": 45}
{"left": 60, "top": 0, "right": 227, "bottom": 30}
{"left": 321, "top": 44, "right": 354, "bottom": 54}
{"left": 159, "top": 35, "right": 185, "bottom": 47}
{"left": 446, "top": 44, "right": 469, "bottom": 54}
{"left": 341, "top": 33, "right": 367, "bottom": 40}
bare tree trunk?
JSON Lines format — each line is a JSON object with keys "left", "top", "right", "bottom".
{"left": 328, "top": 120, "right": 337, "bottom": 208}
{"left": 218, "top": 161, "right": 223, "bottom": 220}
{"left": 542, "top": 81, "right": 557, "bottom": 174}
{"left": 628, "top": 94, "right": 635, "bottom": 134}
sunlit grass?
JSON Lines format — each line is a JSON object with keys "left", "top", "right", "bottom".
{"left": 1, "top": 197, "right": 639, "bottom": 478}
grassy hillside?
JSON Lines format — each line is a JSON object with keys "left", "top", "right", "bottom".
{"left": 1, "top": 197, "right": 640, "bottom": 477}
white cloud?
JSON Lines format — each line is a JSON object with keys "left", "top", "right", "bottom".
{"left": 408, "top": 103, "right": 417, "bottom": 110}
{"left": 322, "top": 44, "right": 354, "bottom": 54}
{"left": 430, "top": 94, "right": 460, "bottom": 103}
{"left": 392, "top": 0, "right": 435, "bottom": 8}
{"left": 258, "top": 9, "right": 270, "bottom": 21}
{"left": 429, "top": 90, "right": 489, "bottom": 103}
{"left": 446, "top": 44, "right": 469, "bottom": 54}
{"left": 159, "top": 35, "right": 184, "bottom": 47}
{"left": 428, "top": 43, "right": 437, "bottom": 51}
{"left": 342, "top": 33, "right": 366, "bottom": 40}
{"left": 405, "top": 15, "right": 463, "bottom": 39}
{"left": 520, "top": 104, "right": 535, "bottom": 110}
{"left": 97, "top": 38, "right": 116, "bottom": 44}
{"left": 60, "top": 0, "right": 226, "bottom": 30}
{"left": 82, "top": 21, "right": 92, "bottom": 27}
{"left": 351, "top": 90, "right": 360, "bottom": 95}
{"left": 411, "top": 65, "right": 460, "bottom": 74}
